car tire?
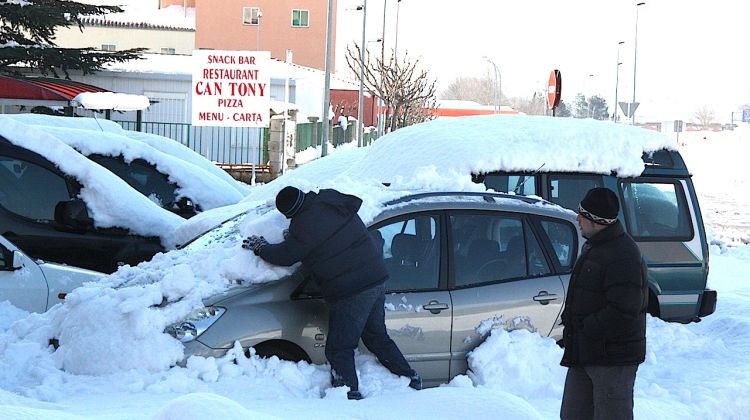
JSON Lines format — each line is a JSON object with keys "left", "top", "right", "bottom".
{"left": 249, "top": 341, "right": 310, "bottom": 363}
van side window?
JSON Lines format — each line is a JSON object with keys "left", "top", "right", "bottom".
{"left": 483, "top": 174, "right": 536, "bottom": 195}
{"left": 0, "top": 157, "right": 71, "bottom": 221}
{"left": 548, "top": 175, "right": 603, "bottom": 210}
{"left": 620, "top": 181, "right": 693, "bottom": 240}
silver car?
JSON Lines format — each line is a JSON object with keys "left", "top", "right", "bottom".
{"left": 167, "top": 192, "right": 581, "bottom": 387}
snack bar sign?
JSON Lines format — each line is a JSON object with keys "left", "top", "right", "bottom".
{"left": 192, "top": 50, "right": 270, "bottom": 127}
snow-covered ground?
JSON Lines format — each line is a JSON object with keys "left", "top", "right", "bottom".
{"left": 0, "top": 121, "right": 748, "bottom": 419}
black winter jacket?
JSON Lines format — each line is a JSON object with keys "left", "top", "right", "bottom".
{"left": 560, "top": 221, "right": 648, "bottom": 367}
{"left": 257, "top": 189, "right": 388, "bottom": 302}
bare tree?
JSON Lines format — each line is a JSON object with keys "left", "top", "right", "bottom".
{"left": 693, "top": 105, "right": 715, "bottom": 129}
{"left": 507, "top": 90, "right": 548, "bottom": 115}
{"left": 346, "top": 44, "right": 437, "bottom": 133}
{"left": 439, "top": 74, "right": 499, "bottom": 106}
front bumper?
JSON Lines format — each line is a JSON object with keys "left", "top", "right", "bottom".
{"left": 698, "top": 289, "right": 717, "bottom": 317}
{"left": 181, "top": 340, "right": 231, "bottom": 363}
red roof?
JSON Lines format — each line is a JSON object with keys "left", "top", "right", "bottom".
{"left": 0, "top": 75, "right": 109, "bottom": 102}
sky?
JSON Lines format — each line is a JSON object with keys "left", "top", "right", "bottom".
{"left": 335, "top": 0, "right": 750, "bottom": 123}
{"left": 1, "top": 116, "right": 749, "bottom": 418}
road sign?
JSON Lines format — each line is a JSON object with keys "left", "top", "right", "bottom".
{"left": 547, "top": 69, "right": 562, "bottom": 110}
{"left": 619, "top": 101, "right": 640, "bottom": 118}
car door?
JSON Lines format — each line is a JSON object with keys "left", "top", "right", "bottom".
{"left": 0, "top": 235, "right": 48, "bottom": 313}
{"left": 370, "top": 212, "right": 452, "bottom": 386}
{"left": 447, "top": 210, "right": 566, "bottom": 379}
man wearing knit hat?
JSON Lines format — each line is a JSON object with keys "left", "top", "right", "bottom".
{"left": 560, "top": 187, "right": 648, "bottom": 420}
{"left": 243, "top": 186, "right": 420, "bottom": 400}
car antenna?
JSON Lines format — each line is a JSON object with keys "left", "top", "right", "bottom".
{"left": 92, "top": 112, "right": 105, "bottom": 132}
{"left": 513, "top": 163, "right": 545, "bottom": 194}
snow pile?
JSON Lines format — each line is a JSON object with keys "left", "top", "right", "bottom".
{"left": 72, "top": 92, "right": 150, "bottom": 111}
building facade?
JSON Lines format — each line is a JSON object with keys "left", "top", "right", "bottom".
{"left": 194, "top": 0, "right": 336, "bottom": 72}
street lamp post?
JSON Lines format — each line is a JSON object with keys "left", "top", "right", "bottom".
{"left": 282, "top": 49, "right": 292, "bottom": 175}
{"left": 357, "top": 2, "right": 367, "bottom": 147}
{"left": 377, "top": 0, "right": 388, "bottom": 137}
{"left": 613, "top": 41, "right": 624, "bottom": 122}
{"left": 321, "top": 0, "right": 334, "bottom": 156}
{"left": 588, "top": 73, "right": 595, "bottom": 118}
{"left": 394, "top": 0, "right": 402, "bottom": 61}
{"left": 631, "top": 2, "right": 645, "bottom": 125}
{"left": 483, "top": 56, "right": 501, "bottom": 113}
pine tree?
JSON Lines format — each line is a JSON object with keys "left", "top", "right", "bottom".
{"left": 0, "top": 0, "right": 145, "bottom": 77}
{"left": 573, "top": 93, "right": 589, "bottom": 118}
{"left": 588, "top": 95, "right": 610, "bottom": 120}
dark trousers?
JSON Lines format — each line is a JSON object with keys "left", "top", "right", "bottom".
{"left": 561, "top": 365, "right": 638, "bottom": 420}
{"left": 325, "top": 283, "right": 413, "bottom": 391}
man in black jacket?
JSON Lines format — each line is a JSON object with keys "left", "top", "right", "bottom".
{"left": 560, "top": 187, "right": 648, "bottom": 420}
{"left": 243, "top": 186, "right": 420, "bottom": 400}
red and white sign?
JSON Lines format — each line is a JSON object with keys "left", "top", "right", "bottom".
{"left": 191, "top": 50, "right": 270, "bottom": 127}
{"left": 547, "top": 69, "right": 562, "bottom": 110}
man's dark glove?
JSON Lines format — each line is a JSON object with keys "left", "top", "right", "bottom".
{"left": 282, "top": 228, "right": 290, "bottom": 240}
{"left": 242, "top": 235, "right": 269, "bottom": 255}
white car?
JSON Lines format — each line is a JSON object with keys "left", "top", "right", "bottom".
{"left": 0, "top": 234, "right": 104, "bottom": 313}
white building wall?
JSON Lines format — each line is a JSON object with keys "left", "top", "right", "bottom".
{"left": 55, "top": 25, "right": 195, "bottom": 55}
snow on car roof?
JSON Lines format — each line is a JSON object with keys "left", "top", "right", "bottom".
{"left": 25, "top": 125, "right": 245, "bottom": 210}
{"left": 0, "top": 114, "right": 250, "bottom": 195}
{"left": 0, "top": 118, "right": 183, "bottom": 244}
{"left": 345, "top": 114, "right": 677, "bottom": 181}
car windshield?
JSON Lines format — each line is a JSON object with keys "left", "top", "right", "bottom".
{"left": 180, "top": 202, "right": 276, "bottom": 251}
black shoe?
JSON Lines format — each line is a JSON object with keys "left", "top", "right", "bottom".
{"left": 347, "top": 390, "right": 363, "bottom": 400}
{"left": 408, "top": 373, "right": 422, "bottom": 390}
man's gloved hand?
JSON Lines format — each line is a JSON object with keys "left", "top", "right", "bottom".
{"left": 242, "top": 235, "right": 269, "bottom": 255}
{"left": 282, "top": 228, "right": 290, "bottom": 240}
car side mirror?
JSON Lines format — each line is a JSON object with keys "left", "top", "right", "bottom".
{"left": 54, "top": 199, "right": 94, "bottom": 232}
{"left": 172, "top": 197, "right": 198, "bottom": 218}
{"left": 11, "top": 250, "right": 23, "bottom": 270}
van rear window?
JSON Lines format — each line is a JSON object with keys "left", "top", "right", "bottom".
{"left": 620, "top": 181, "right": 693, "bottom": 241}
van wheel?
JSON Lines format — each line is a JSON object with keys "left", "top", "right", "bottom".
{"left": 647, "top": 289, "right": 660, "bottom": 318}
{"left": 249, "top": 340, "right": 310, "bottom": 363}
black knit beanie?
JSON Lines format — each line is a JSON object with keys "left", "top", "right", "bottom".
{"left": 578, "top": 187, "right": 619, "bottom": 225}
{"left": 276, "top": 186, "right": 305, "bottom": 218}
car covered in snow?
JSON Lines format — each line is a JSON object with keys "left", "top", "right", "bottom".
{"left": 0, "top": 118, "right": 184, "bottom": 273}
{"left": 0, "top": 234, "right": 103, "bottom": 313}
{"left": 0, "top": 114, "right": 247, "bottom": 218}
{"left": 343, "top": 115, "right": 715, "bottom": 323}
{"left": 166, "top": 191, "right": 581, "bottom": 387}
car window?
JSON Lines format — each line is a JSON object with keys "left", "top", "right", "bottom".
{"left": 482, "top": 174, "right": 536, "bottom": 195}
{"left": 548, "top": 175, "right": 603, "bottom": 210}
{"left": 374, "top": 214, "right": 440, "bottom": 293}
{"left": 451, "top": 212, "right": 545, "bottom": 288}
{"left": 89, "top": 155, "right": 178, "bottom": 208}
{"left": 620, "top": 181, "right": 693, "bottom": 240}
{"left": 0, "top": 156, "right": 70, "bottom": 221}
{"left": 539, "top": 218, "right": 577, "bottom": 270}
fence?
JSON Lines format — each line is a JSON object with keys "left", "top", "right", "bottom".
{"left": 116, "top": 120, "right": 379, "bottom": 165}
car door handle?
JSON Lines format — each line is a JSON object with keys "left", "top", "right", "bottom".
{"left": 422, "top": 301, "right": 449, "bottom": 314}
{"left": 533, "top": 291, "right": 558, "bottom": 305}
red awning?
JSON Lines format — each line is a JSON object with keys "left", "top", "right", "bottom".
{"left": 0, "top": 75, "right": 109, "bottom": 104}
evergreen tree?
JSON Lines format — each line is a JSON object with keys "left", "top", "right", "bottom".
{"left": 555, "top": 100, "right": 572, "bottom": 117}
{"left": 0, "top": 0, "right": 145, "bottom": 77}
{"left": 573, "top": 93, "right": 589, "bottom": 118}
{"left": 588, "top": 95, "right": 610, "bottom": 120}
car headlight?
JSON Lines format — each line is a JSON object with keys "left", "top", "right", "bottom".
{"left": 165, "top": 306, "right": 226, "bottom": 343}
